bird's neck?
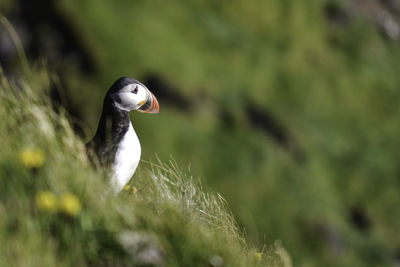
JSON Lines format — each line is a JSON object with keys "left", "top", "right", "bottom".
{"left": 94, "top": 100, "right": 131, "bottom": 145}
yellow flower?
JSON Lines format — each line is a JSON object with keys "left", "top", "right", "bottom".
{"left": 35, "top": 190, "right": 58, "bottom": 213}
{"left": 254, "top": 252, "right": 263, "bottom": 261}
{"left": 60, "top": 193, "right": 82, "bottom": 217}
{"left": 123, "top": 185, "right": 137, "bottom": 194}
{"left": 19, "top": 148, "right": 45, "bottom": 169}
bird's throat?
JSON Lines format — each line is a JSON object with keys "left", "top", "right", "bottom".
{"left": 92, "top": 100, "right": 131, "bottom": 165}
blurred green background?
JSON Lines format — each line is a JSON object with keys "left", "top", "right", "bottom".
{"left": 1, "top": 0, "right": 400, "bottom": 265}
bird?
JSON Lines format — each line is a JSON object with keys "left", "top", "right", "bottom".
{"left": 86, "top": 77, "right": 159, "bottom": 194}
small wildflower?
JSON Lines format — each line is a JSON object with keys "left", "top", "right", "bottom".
{"left": 35, "top": 190, "right": 58, "bottom": 213}
{"left": 60, "top": 193, "right": 82, "bottom": 217}
{"left": 124, "top": 185, "right": 137, "bottom": 194}
{"left": 254, "top": 252, "right": 263, "bottom": 261}
{"left": 19, "top": 148, "right": 45, "bottom": 169}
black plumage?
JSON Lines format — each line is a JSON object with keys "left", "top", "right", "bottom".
{"left": 86, "top": 78, "right": 135, "bottom": 166}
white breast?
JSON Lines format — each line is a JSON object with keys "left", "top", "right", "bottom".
{"left": 111, "top": 123, "right": 141, "bottom": 194}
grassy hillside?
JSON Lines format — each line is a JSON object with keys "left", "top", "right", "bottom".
{"left": 2, "top": 0, "right": 400, "bottom": 265}
{"left": 52, "top": 1, "right": 400, "bottom": 265}
{"left": 0, "top": 66, "right": 285, "bottom": 266}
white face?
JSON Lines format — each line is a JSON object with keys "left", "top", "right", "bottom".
{"left": 110, "top": 83, "right": 148, "bottom": 111}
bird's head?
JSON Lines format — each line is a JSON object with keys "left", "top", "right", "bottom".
{"left": 107, "top": 77, "right": 159, "bottom": 113}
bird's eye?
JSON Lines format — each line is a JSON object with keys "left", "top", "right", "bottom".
{"left": 132, "top": 86, "right": 138, "bottom": 94}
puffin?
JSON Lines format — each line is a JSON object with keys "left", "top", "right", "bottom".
{"left": 86, "top": 77, "right": 159, "bottom": 194}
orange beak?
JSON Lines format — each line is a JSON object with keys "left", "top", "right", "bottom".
{"left": 138, "top": 89, "right": 159, "bottom": 114}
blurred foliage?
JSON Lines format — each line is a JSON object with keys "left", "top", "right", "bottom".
{"left": 2, "top": 0, "right": 400, "bottom": 265}
{"left": 0, "top": 66, "right": 278, "bottom": 266}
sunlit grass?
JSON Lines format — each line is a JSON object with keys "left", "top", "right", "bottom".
{"left": 0, "top": 64, "right": 284, "bottom": 266}
{"left": 3, "top": 1, "right": 400, "bottom": 264}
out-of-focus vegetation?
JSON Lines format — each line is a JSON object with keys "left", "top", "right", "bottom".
{"left": 0, "top": 66, "right": 280, "bottom": 266}
{"left": 2, "top": 0, "right": 400, "bottom": 265}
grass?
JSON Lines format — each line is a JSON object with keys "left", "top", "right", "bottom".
{"left": 0, "top": 63, "right": 288, "bottom": 266}
{"left": 4, "top": 1, "right": 400, "bottom": 264}
{"left": 51, "top": 1, "right": 400, "bottom": 265}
